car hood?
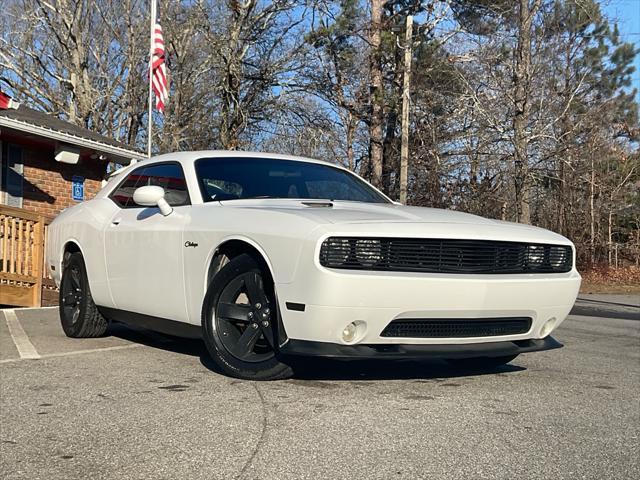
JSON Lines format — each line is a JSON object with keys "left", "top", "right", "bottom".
{"left": 216, "top": 199, "right": 572, "bottom": 245}
{"left": 220, "top": 199, "right": 495, "bottom": 225}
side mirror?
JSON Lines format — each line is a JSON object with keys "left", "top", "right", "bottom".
{"left": 133, "top": 185, "right": 173, "bottom": 216}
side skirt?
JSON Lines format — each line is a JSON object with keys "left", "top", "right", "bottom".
{"left": 98, "top": 307, "right": 202, "bottom": 339}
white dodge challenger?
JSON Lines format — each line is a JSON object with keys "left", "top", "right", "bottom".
{"left": 46, "top": 151, "right": 581, "bottom": 379}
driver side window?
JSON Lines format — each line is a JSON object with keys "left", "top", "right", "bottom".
{"left": 110, "top": 163, "right": 190, "bottom": 208}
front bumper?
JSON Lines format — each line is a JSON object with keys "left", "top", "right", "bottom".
{"left": 277, "top": 268, "right": 581, "bottom": 345}
{"left": 278, "top": 336, "right": 563, "bottom": 359}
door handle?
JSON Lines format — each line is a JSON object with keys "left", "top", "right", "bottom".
{"left": 111, "top": 218, "right": 121, "bottom": 226}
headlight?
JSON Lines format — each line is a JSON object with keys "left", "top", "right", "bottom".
{"left": 549, "top": 246, "right": 568, "bottom": 267}
{"left": 320, "top": 237, "right": 351, "bottom": 265}
{"left": 331, "top": 238, "right": 351, "bottom": 264}
{"left": 526, "top": 245, "right": 545, "bottom": 267}
{"left": 355, "top": 239, "right": 382, "bottom": 266}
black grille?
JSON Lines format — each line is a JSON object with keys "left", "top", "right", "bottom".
{"left": 319, "top": 237, "right": 573, "bottom": 274}
{"left": 380, "top": 317, "right": 532, "bottom": 338}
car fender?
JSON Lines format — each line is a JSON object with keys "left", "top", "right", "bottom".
{"left": 202, "top": 234, "right": 277, "bottom": 287}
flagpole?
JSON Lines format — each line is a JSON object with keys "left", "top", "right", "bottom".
{"left": 147, "top": 0, "right": 156, "bottom": 158}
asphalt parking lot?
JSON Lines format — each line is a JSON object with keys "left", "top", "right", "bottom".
{"left": 1, "top": 294, "right": 638, "bottom": 480}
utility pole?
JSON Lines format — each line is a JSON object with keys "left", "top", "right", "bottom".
{"left": 399, "top": 15, "right": 413, "bottom": 204}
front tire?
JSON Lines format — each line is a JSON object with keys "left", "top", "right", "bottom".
{"left": 59, "top": 252, "right": 108, "bottom": 338}
{"left": 201, "top": 254, "right": 293, "bottom": 380}
{"left": 446, "top": 354, "right": 519, "bottom": 370}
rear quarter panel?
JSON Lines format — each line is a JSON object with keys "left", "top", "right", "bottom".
{"left": 46, "top": 198, "right": 119, "bottom": 307}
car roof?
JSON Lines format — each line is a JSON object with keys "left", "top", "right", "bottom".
{"left": 110, "top": 150, "right": 343, "bottom": 178}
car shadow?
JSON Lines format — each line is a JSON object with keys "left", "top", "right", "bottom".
{"left": 108, "top": 323, "right": 526, "bottom": 381}
{"left": 108, "top": 323, "right": 207, "bottom": 358}
{"left": 283, "top": 358, "right": 525, "bottom": 381}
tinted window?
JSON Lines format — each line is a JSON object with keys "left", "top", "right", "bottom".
{"left": 110, "top": 163, "right": 190, "bottom": 207}
{"left": 195, "top": 158, "right": 388, "bottom": 204}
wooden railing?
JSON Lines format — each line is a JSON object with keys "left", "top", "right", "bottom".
{"left": 0, "top": 205, "right": 54, "bottom": 307}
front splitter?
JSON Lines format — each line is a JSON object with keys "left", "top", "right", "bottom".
{"left": 278, "top": 336, "right": 563, "bottom": 360}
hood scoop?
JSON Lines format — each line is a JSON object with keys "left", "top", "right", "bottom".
{"left": 301, "top": 201, "right": 333, "bottom": 208}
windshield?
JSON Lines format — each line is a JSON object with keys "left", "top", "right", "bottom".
{"left": 195, "top": 157, "right": 389, "bottom": 204}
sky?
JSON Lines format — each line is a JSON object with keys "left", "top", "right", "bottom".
{"left": 602, "top": 0, "right": 640, "bottom": 99}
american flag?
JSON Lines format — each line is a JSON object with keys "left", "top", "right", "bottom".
{"left": 150, "top": 19, "right": 168, "bottom": 112}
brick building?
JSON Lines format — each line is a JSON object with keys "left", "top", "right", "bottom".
{"left": 0, "top": 97, "right": 145, "bottom": 217}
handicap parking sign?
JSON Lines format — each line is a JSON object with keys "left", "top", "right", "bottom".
{"left": 72, "top": 175, "right": 84, "bottom": 201}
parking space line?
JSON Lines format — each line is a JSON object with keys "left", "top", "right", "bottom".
{"left": 10, "top": 306, "right": 58, "bottom": 311}
{"left": 3, "top": 309, "right": 40, "bottom": 360}
{"left": 0, "top": 343, "right": 142, "bottom": 364}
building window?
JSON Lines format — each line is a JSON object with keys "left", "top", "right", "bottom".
{"left": 0, "top": 142, "right": 23, "bottom": 208}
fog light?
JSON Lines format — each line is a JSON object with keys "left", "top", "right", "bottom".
{"left": 540, "top": 317, "right": 556, "bottom": 337}
{"left": 342, "top": 322, "right": 358, "bottom": 343}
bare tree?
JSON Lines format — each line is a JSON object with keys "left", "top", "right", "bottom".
{"left": 0, "top": 0, "right": 148, "bottom": 145}
{"left": 305, "top": 0, "right": 370, "bottom": 170}
{"left": 512, "top": 0, "right": 542, "bottom": 223}
{"left": 201, "top": 0, "right": 309, "bottom": 150}
{"left": 368, "top": 0, "right": 385, "bottom": 188}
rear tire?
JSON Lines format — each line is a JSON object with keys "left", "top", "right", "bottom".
{"left": 446, "top": 354, "right": 519, "bottom": 370}
{"left": 59, "top": 252, "right": 108, "bottom": 338}
{"left": 201, "top": 254, "right": 293, "bottom": 380}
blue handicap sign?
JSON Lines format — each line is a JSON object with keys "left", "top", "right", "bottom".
{"left": 72, "top": 175, "right": 84, "bottom": 201}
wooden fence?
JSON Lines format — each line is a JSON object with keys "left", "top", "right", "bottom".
{"left": 0, "top": 205, "right": 56, "bottom": 307}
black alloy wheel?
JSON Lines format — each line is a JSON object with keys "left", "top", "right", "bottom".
{"left": 215, "top": 271, "right": 276, "bottom": 363}
{"left": 61, "top": 263, "right": 83, "bottom": 326}
{"left": 59, "top": 252, "right": 108, "bottom": 338}
{"left": 202, "top": 253, "right": 293, "bottom": 380}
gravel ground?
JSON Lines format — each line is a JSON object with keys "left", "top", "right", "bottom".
{"left": 0, "top": 294, "right": 638, "bottom": 480}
